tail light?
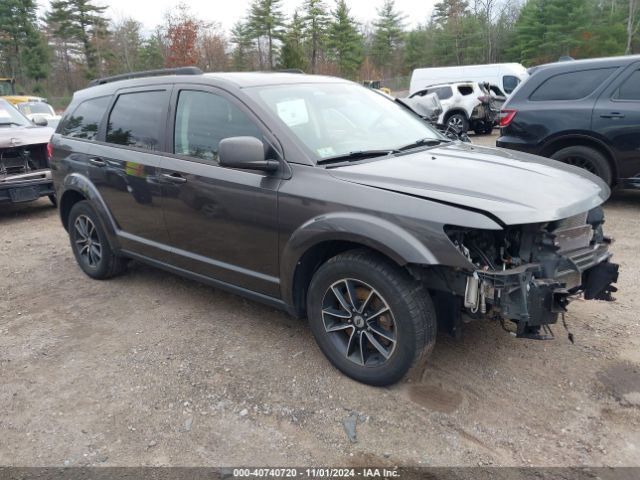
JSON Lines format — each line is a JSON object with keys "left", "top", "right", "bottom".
{"left": 47, "top": 142, "right": 53, "bottom": 162}
{"left": 500, "top": 109, "right": 517, "bottom": 128}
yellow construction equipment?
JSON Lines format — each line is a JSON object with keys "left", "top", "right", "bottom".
{"left": 0, "top": 77, "right": 45, "bottom": 105}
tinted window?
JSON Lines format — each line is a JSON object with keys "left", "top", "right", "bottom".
{"left": 106, "top": 91, "right": 167, "bottom": 150}
{"left": 61, "top": 96, "right": 110, "bottom": 140}
{"left": 174, "top": 90, "right": 262, "bottom": 162}
{"left": 458, "top": 85, "right": 473, "bottom": 96}
{"left": 427, "top": 86, "right": 453, "bottom": 100}
{"left": 615, "top": 69, "right": 640, "bottom": 100}
{"left": 503, "top": 76, "right": 520, "bottom": 94}
{"left": 489, "top": 85, "right": 505, "bottom": 97}
{"left": 530, "top": 68, "right": 616, "bottom": 101}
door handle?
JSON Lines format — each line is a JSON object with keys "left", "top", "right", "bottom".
{"left": 161, "top": 172, "right": 187, "bottom": 184}
{"left": 89, "top": 157, "right": 106, "bottom": 167}
{"left": 600, "top": 112, "right": 625, "bottom": 119}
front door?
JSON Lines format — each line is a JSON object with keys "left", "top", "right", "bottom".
{"left": 592, "top": 62, "right": 640, "bottom": 185}
{"left": 160, "top": 87, "right": 282, "bottom": 297}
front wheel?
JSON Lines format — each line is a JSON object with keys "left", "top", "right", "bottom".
{"left": 307, "top": 250, "right": 437, "bottom": 386}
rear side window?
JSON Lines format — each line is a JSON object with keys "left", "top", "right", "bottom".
{"left": 458, "top": 85, "right": 473, "bottom": 96}
{"left": 503, "top": 76, "right": 520, "bottom": 94}
{"left": 428, "top": 86, "right": 453, "bottom": 100}
{"left": 530, "top": 68, "right": 616, "bottom": 101}
{"left": 106, "top": 90, "right": 167, "bottom": 150}
{"left": 60, "top": 96, "right": 110, "bottom": 140}
{"left": 614, "top": 69, "right": 640, "bottom": 100}
{"left": 489, "top": 85, "right": 505, "bottom": 97}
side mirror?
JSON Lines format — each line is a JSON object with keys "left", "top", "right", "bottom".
{"left": 218, "top": 136, "right": 278, "bottom": 172}
{"left": 33, "top": 117, "right": 48, "bottom": 127}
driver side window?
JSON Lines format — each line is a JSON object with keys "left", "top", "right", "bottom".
{"left": 174, "top": 90, "right": 262, "bottom": 162}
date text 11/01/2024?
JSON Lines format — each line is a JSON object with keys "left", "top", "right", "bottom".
{"left": 232, "top": 468, "right": 400, "bottom": 478}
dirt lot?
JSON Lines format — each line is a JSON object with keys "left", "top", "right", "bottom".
{"left": 2, "top": 133, "right": 640, "bottom": 467}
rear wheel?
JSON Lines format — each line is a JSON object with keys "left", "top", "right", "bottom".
{"left": 551, "top": 146, "right": 613, "bottom": 185}
{"left": 474, "top": 122, "right": 493, "bottom": 135}
{"left": 68, "top": 201, "right": 127, "bottom": 279}
{"left": 446, "top": 113, "right": 469, "bottom": 134}
{"left": 307, "top": 250, "right": 436, "bottom": 386}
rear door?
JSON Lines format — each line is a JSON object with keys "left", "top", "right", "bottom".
{"left": 90, "top": 86, "right": 172, "bottom": 261}
{"left": 592, "top": 62, "right": 640, "bottom": 184}
{"left": 159, "top": 85, "right": 282, "bottom": 297}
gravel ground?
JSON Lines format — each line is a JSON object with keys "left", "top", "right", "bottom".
{"left": 2, "top": 133, "right": 640, "bottom": 467}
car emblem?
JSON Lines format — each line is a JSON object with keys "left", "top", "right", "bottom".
{"left": 10, "top": 138, "right": 19, "bottom": 147}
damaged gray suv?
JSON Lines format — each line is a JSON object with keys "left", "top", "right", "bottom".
{"left": 51, "top": 68, "right": 619, "bottom": 386}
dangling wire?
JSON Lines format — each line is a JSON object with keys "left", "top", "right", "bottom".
{"left": 562, "top": 313, "right": 575, "bottom": 344}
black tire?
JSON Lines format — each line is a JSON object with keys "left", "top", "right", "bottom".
{"left": 307, "top": 249, "right": 437, "bottom": 386}
{"left": 67, "top": 200, "right": 127, "bottom": 279}
{"left": 551, "top": 146, "right": 613, "bottom": 185}
{"left": 48, "top": 194, "right": 57, "bottom": 207}
{"left": 474, "top": 123, "right": 493, "bottom": 135}
{"left": 445, "top": 113, "right": 469, "bottom": 134}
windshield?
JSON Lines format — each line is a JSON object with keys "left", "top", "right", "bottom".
{"left": 18, "top": 102, "right": 54, "bottom": 116}
{"left": 0, "top": 81, "right": 13, "bottom": 96}
{"left": 0, "top": 99, "right": 31, "bottom": 127}
{"left": 248, "top": 82, "right": 445, "bottom": 162}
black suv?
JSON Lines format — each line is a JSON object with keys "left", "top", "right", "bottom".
{"left": 51, "top": 68, "right": 618, "bottom": 386}
{"left": 497, "top": 55, "right": 640, "bottom": 188}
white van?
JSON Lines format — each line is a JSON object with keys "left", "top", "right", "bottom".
{"left": 410, "top": 63, "right": 529, "bottom": 97}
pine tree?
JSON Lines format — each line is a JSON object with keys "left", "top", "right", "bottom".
{"left": 248, "top": 0, "right": 286, "bottom": 69}
{"left": 302, "top": 0, "right": 330, "bottom": 73}
{"left": 46, "top": 0, "right": 109, "bottom": 78}
{"left": 509, "top": 0, "right": 598, "bottom": 64}
{"left": 0, "top": 0, "right": 47, "bottom": 84}
{"left": 326, "top": 0, "right": 364, "bottom": 78}
{"left": 430, "top": 0, "right": 473, "bottom": 65}
{"left": 279, "top": 10, "right": 307, "bottom": 71}
{"left": 231, "top": 20, "right": 256, "bottom": 70}
{"left": 22, "top": 31, "right": 50, "bottom": 91}
{"left": 370, "top": 0, "right": 406, "bottom": 74}
{"left": 138, "top": 35, "right": 165, "bottom": 71}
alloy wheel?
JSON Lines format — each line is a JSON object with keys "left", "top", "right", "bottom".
{"left": 321, "top": 278, "right": 397, "bottom": 367}
{"left": 448, "top": 116, "right": 464, "bottom": 130}
{"left": 563, "top": 156, "right": 598, "bottom": 175}
{"left": 74, "top": 215, "right": 102, "bottom": 268}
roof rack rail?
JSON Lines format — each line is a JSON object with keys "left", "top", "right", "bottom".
{"left": 88, "top": 66, "right": 203, "bottom": 87}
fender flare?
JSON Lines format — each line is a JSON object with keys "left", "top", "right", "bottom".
{"left": 280, "top": 212, "right": 440, "bottom": 308}
{"left": 61, "top": 173, "right": 121, "bottom": 249}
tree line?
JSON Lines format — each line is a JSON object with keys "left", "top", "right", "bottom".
{"left": 0, "top": 0, "right": 638, "bottom": 100}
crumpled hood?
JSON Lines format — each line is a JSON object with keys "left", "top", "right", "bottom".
{"left": 0, "top": 126, "right": 54, "bottom": 149}
{"left": 328, "top": 142, "right": 610, "bottom": 225}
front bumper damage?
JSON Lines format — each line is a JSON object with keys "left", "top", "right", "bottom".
{"left": 0, "top": 169, "right": 54, "bottom": 203}
{"left": 1, "top": 142, "right": 54, "bottom": 203}
{"left": 444, "top": 210, "right": 619, "bottom": 339}
{"left": 472, "top": 255, "right": 619, "bottom": 338}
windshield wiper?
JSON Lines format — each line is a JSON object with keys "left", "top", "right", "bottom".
{"left": 317, "top": 149, "right": 397, "bottom": 165}
{"left": 397, "top": 138, "right": 451, "bottom": 151}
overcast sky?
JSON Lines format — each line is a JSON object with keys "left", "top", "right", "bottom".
{"left": 39, "top": 0, "right": 438, "bottom": 35}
